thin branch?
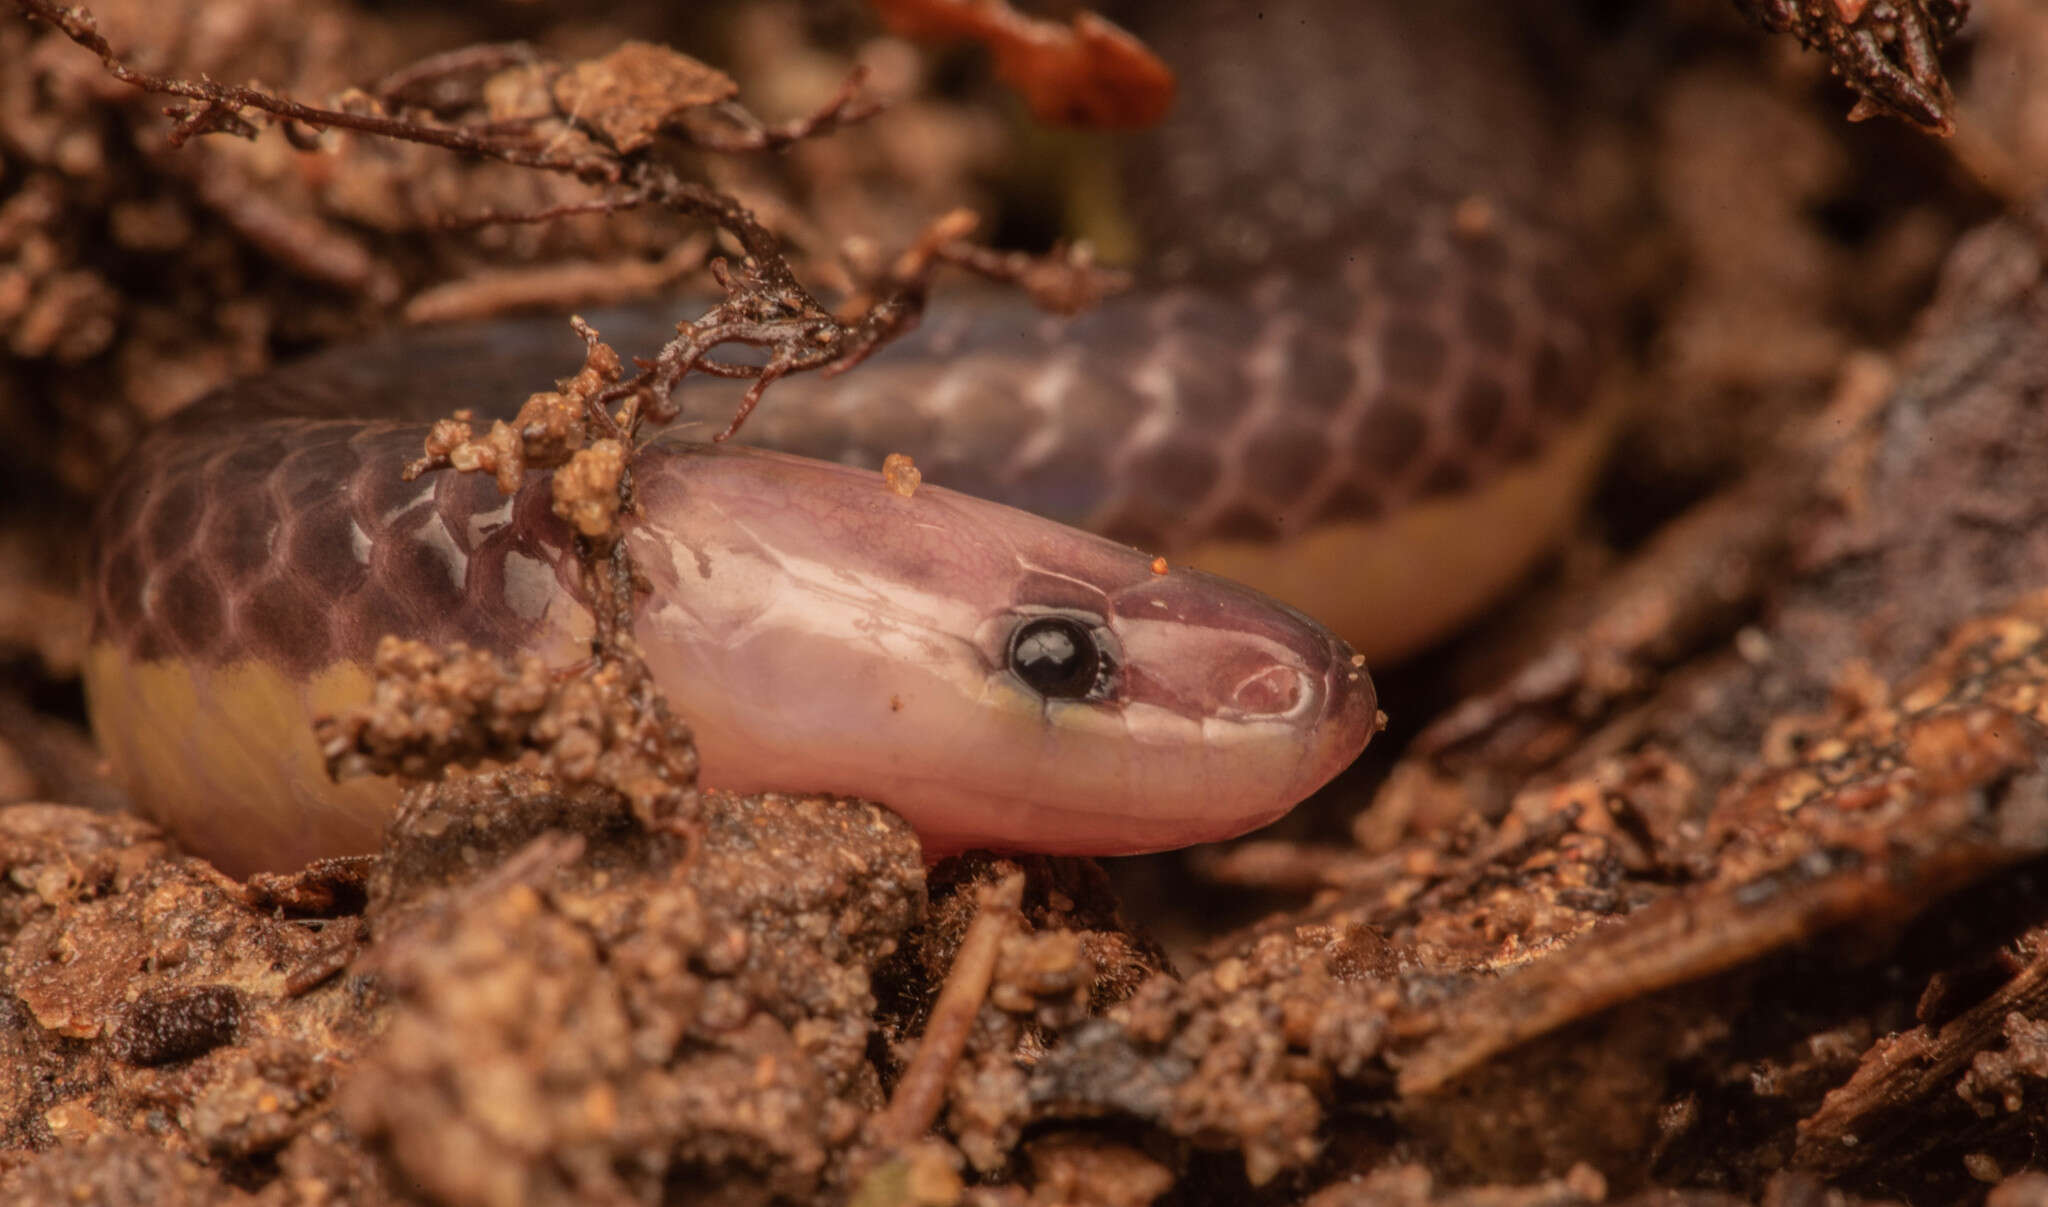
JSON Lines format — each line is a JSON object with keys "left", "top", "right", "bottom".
{"left": 433, "top": 192, "right": 652, "bottom": 232}
{"left": 17, "top": 0, "right": 611, "bottom": 174}
{"left": 688, "top": 66, "right": 884, "bottom": 153}
{"left": 372, "top": 41, "right": 538, "bottom": 111}
{"left": 871, "top": 872, "right": 1023, "bottom": 1149}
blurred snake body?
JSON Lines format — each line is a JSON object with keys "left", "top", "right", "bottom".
{"left": 84, "top": 1, "right": 1610, "bottom": 874}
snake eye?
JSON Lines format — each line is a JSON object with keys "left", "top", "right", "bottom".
{"left": 1009, "top": 616, "right": 1108, "bottom": 700}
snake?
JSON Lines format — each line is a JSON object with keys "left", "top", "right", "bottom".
{"left": 82, "top": 0, "right": 1610, "bottom": 875}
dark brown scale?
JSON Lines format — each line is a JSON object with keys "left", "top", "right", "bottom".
{"left": 100, "top": 543, "right": 145, "bottom": 634}
{"left": 380, "top": 525, "right": 468, "bottom": 619}
{"left": 1531, "top": 340, "right": 1582, "bottom": 418}
{"left": 1419, "top": 461, "right": 1476, "bottom": 498}
{"left": 1379, "top": 321, "right": 1451, "bottom": 393}
{"left": 1243, "top": 425, "right": 1334, "bottom": 510}
{"left": 207, "top": 488, "right": 283, "bottom": 579}
{"left": 355, "top": 450, "right": 438, "bottom": 521}
{"left": 1453, "top": 229, "right": 1514, "bottom": 277}
{"left": 1454, "top": 378, "right": 1509, "bottom": 448}
{"left": 431, "top": 465, "right": 514, "bottom": 540}
{"left": 1154, "top": 344, "right": 1251, "bottom": 430}
{"left": 278, "top": 440, "right": 362, "bottom": 515}
{"left": 1501, "top": 425, "right": 1545, "bottom": 465}
{"left": 241, "top": 578, "right": 332, "bottom": 675}
{"left": 157, "top": 562, "right": 225, "bottom": 659}
{"left": 1463, "top": 290, "right": 1519, "bottom": 354}
{"left": 289, "top": 508, "right": 372, "bottom": 599}
{"left": 214, "top": 429, "right": 289, "bottom": 479}
{"left": 144, "top": 480, "right": 206, "bottom": 567}
{"left": 335, "top": 583, "right": 413, "bottom": 657}
{"left": 1375, "top": 251, "right": 1450, "bottom": 307}
{"left": 94, "top": 398, "right": 577, "bottom": 671}
{"left": 1278, "top": 324, "right": 1359, "bottom": 413}
{"left": 1353, "top": 403, "right": 1429, "bottom": 478}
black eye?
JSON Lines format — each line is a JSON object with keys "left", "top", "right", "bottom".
{"left": 1008, "top": 616, "right": 1104, "bottom": 700}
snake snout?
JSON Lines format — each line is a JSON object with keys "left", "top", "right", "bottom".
{"left": 1111, "top": 568, "right": 1374, "bottom": 742}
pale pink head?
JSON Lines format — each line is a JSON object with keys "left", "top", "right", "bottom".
{"left": 627, "top": 441, "right": 1377, "bottom": 855}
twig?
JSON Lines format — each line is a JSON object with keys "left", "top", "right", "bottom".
{"left": 1731, "top": 0, "right": 1968, "bottom": 135}
{"left": 17, "top": 0, "right": 610, "bottom": 172}
{"left": 372, "top": 42, "right": 538, "bottom": 111}
{"left": 434, "top": 193, "right": 651, "bottom": 232}
{"left": 689, "top": 66, "right": 885, "bottom": 153}
{"left": 871, "top": 872, "right": 1024, "bottom": 1149}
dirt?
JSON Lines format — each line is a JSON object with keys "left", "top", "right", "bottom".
{"left": 6, "top": 1, "right": 2048, "bottom": 1205}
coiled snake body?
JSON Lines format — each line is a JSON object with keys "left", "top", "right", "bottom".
{"left": 85, "top": 0, "right": 1608, "bottom": 873}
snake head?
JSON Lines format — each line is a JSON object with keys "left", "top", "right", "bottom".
{"left": 629, "top": 440, "right": 1377, "bottom": 855}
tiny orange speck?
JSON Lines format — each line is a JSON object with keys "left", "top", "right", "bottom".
{"left": 1452, "top": 195, "right": 1496, "bottom": 237}
{"left": 1150, "top": 557, "right": 1168, "bottom": 575}
{"left": 882, "top": 452, "right": 921, "bottom": 498}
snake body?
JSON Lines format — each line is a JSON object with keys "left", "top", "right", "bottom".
{"left": 84, "top": 0, "right": 1607, "bottom": 874}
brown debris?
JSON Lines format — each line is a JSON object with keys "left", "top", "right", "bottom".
{"left": 0, "top": 804, "right": 376, "bottom": 1180}
{"left": 549, "top": 42, "right": 740, "bottom": 154}
{"left": 13, "top": 0, "right": 2048, "bottom": 1203}
{"left": 1731, "top": 0, "right": 1970, "bottom": 134}
{"left": 0, "top": 1133, "right": 258, "bottom": 1206}
{"left": 1023, "top": 1134, "right": 1174, "bottom": 1207}
{"left": 406, "top": 319, "right": 623, "bottom": 498}
{"left": 1401, "top": 470, "right": 1801, "bottom": 822}
{"left": 551, "top": 438, "right": 627, "bottom": 539}
{"left": 316, "top": 635, "right": 698, "bottom": 831}
{"left": 1796, "top": 924, "right": 2048, "bottom": 1174}
{"left": 869, "top": 0, "right": 1175, "bottom": 129}
{"left": 2, "top": 776, "right": 927, "bottom": 1205}
{"left": 346, "top": 777, "right": 925, "bottom": 1205}
{"left": 1397, "top": 656, "right": 2048, "bottom": 1096}
{"left": 1302, "top": 1162, "right": 1609, "bottom": 1207}
{"left": 1024, "top": 927, "right": 1392, "bottom": 1186}
{"left": 883, "top": 451, "right": 923, "bottom": 497}
{"left": 1170, "top": 198, "right": 2048, "bottom": 1194}
{"left": 1961, "top": 1009, "right": 2048, "bottom": 1116}
{"left": 15, "top": 0, "right": 1124, "bottom": 501}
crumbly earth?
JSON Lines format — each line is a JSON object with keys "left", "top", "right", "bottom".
{"left": 9, "top": 2, "right": 2048, "bottom": 1205}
